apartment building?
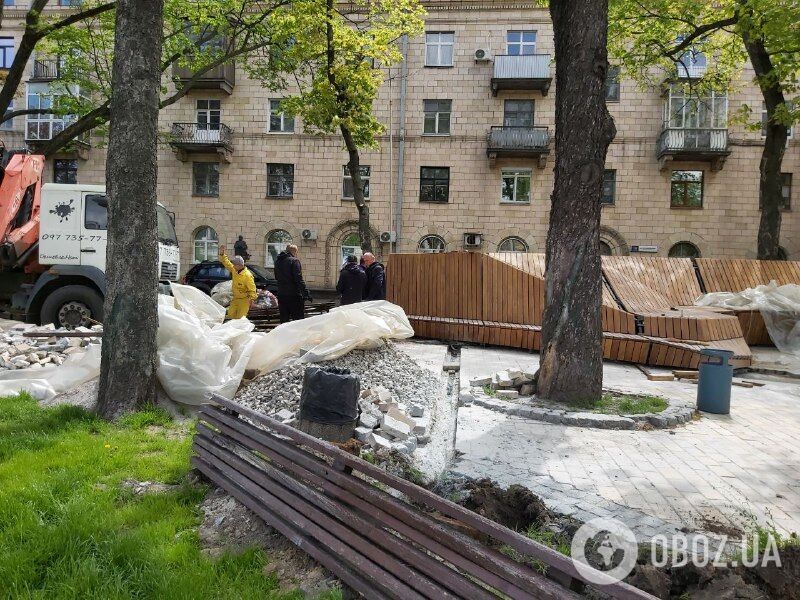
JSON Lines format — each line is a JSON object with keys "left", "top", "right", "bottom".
{"left": 1, "top": 0, "right": 798, "bottom": 289}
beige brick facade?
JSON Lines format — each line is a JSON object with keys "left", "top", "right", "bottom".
{"left": 2, "top": 1, "right": 798, "bottom": 289}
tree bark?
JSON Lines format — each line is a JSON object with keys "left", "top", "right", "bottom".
{"left": 536, "top": 0, "right": 616, "bottom": 404}
{"left": 741, "top": 34, "right": 788, "bottom": 260}
{"left": 96, "top": 0, "right": 164, "bottom": 420}
{"left": 341, "top": 125, "right": 372, "bottom": 252}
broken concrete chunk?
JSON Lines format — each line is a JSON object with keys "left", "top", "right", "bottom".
{"left": 360, "top": 389, "right": 373, "bottom": 399}
{"left": 496, "top": 389, "right": 519, "bottom": 400}
{"left": 409, "top": 404, "right": 424, "bottom": 418}
{"left": 412, "top": 416, "right": 429, "bottom": 436}
{"left": 359, "top": 413, "right": 378, "bottom": 429}
{"left": 459, "top": 388, "right": 475, "bottom": 406}
{"left": 507, "top": 369, "right": 522, "bottom": 379}
{"left": 386, "top": 406, "right": 416, "bottom": 428}
{"left": 380, "top": 414, "right": 412, "bottom": 440}
{"left": 519, "top": 383, "right": 535, "bottom": 396}
{"left": 354, "top": 426, "right": 373, "bottom": 442}
{"left": 469, "top": 375, "right": 492, "bottom": 387}
{"left": 275, "top": 408, "right": 294, "bottom": 421}
{"left": 367, "top": 431, "right": 393, "bottom": 450}
{"left": 379, "top": 401, "right": 397, "bottom": 413}
{"left": 374, "top": 386, "right": 392, "bottom": 403}
{"left": 513, "top": 376, "right": 533, "bottom": 386}
{"left": 63, "top": 347, "right": 84, "bottom": 355}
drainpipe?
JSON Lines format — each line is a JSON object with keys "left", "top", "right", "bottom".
{"left": 394, "top": 34, "right": 409, "bottom": 253}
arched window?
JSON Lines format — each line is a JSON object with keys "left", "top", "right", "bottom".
{"left": 498, "top": 236, "right": 529, "bottom": 252}
{"left": 341, "top": 232, "right": 363, "bottom": 264}
{"left": 418, "top": 235, "right": 446, "bottom": 253}
{"left": 193, "top": 226, "right": 218, "bottom": 263}
{"left": 265, "top": 229, "right": 292, "bottom": 268}
{"left": 599, "top": 240, "right": 613, "bottom": 256}
{"left": 668, "top": 241, "right": 700, "bottom": 258}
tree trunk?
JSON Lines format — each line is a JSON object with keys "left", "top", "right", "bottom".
{"left": 96, "top": 0, "right": 164, "bottom": 420}
{"left": 536, "top": 0, "right": 616, "bottom": 404}
{"left": 341, "top": 126, "right": 372, "bottom": 252}
{"left": 741, "top": 33, "right": 788, "bottom": 260}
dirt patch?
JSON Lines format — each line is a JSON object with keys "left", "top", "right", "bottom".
{"left": 462, "top": 477, "right": 551, "bottom": 531}
{"left": 121, "top": 479, "right": 179, "bottom": 496}
{"left": 198, "top": 487, "right": 340, "bottom": 598}
{"left": 693, "top": 515, "right": 744, "bottom": 538}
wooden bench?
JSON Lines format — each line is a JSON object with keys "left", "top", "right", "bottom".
{"left": 193, "top": 396, "right": 654, "bottom": 600}
{"left": 246, "top": 301, "right": 336, "bottom": 331}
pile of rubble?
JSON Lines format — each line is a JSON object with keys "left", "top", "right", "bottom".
{"left": 235, "top": 342, "right": 443, "bottom": 455}
{"left": 0, "top": 323, "right": 100, "bottom": 370}
{"left": 467, "top": 368, "right": 536, "bottom": 400}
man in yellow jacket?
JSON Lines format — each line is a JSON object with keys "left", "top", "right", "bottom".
{"left": 218, "top": 245, "right": 258, "bottom": 319}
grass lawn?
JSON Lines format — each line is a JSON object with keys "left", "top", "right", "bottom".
{"left": 565, "top": 392, "right": 669, "bottom": 415}
{"left": 0, "top": 393, "right": 330, "bottom": 599}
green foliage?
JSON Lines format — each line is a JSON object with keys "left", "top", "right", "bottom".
{"left": 248, "top": 0, "right": 425, "bottom": 148}
{"left": 0, "top": 394, "right": 297, "bottom": 598}
{"left": 563, "top": 392, "right": 668, "bottom": 414}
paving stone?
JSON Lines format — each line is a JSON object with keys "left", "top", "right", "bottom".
{"left": 359, "top": 413, "right": 378, "bottom": 429}
{"left": 495, "top": 389, "right": 519, "bottom": 399}
{"left": 469, "top": 375, "right": 492, "bottom": 387}
{"left": 381, "top": 414, "right": 411, "bottom": 440}
{"left": 367, "top": 431, "right": 392, "bottom": 450}
{"left": 354, "top": 426, "right": 373, "bottom": 442}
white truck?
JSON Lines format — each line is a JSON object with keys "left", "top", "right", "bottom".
{"left": 1, "top": 156, "right": 180, "bottom": 327}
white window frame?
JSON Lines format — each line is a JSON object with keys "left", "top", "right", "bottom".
{"left": 265, "top": 229, "right": 292, "bottom": 268}
{"left": 266, "top": 163, "right": 294, "bottom": 198}
{"left": 666, "top": 87, "right": 727, "bottom": 129}
{"left": 425, "top": 32, "right": 454, "bottom": 67}
{"left": 418, "top": 235, "right": 446, "bottom": 253}
{"left": 268, "top": 99, "right": 295, "bottom": 133}
{"left": 498, "top": 237, "right": 529, "bottom": 252}
{"left": 196, "top": 99, "right": 221, "bottom": 131}
{"left": 506, "top": 31, "right": 537, "bottom": 56}
{"left": 423, "top": 99, "right": 451, "bottom": 135}
{"left": 342, "top": 165, "right": 371, "bottom": 199}
{"left": 501, "top": 169, "right": 532, "bottom": 204}
{"left": 25, "top": 84, "right": 76, "bottom": 141}
{"left": 193, "top": 226, "right": 218, "bottom": 263}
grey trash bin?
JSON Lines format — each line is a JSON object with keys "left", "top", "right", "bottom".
{"left": 696, "top": 349, "right": 734, "bottom": 414}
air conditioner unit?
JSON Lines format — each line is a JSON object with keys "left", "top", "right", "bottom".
{"left": 474, "top": 48, "right": 491, "bottom": 62}
{"left": 464, "top": 233, "right": 482, "bottom": 247}
{"left": 379, "top": 231, "right": 396, "bottom": 244}
{"left": 301, "top": 228, "right": 318, "bottom": 241}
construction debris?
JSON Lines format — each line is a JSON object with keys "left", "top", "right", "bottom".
{"left": 1, "top": 323, "right": 100, "bottom": 370}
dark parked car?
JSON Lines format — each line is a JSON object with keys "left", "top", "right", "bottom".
{"left": 182, "top": 261, "right": 278, "bottom": 295}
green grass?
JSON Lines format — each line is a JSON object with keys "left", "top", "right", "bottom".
{"left": 565, "top": 393, "right": 668, "bottom": 415}
{"left": 482, "top": 384, "right": 496, "bottom": 397}
{"left": 0, "top": 393, "right": 331, "bottom": 599}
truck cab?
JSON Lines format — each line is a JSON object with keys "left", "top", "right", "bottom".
{"left": 24, "top": 184, "right": 180, "bottom": 327}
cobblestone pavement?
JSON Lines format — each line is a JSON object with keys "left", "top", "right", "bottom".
{"left": 449, "top": 346, "right": 800, "bottom": 541}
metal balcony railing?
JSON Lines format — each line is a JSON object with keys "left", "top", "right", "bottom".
{"left": 31, "top": 59, "right": 60, "bottom": 81}
{"left": 487, "top": 126, "right": 550, "bottom": 152}
{"left": 675, "top": 63, "right": 707, "bottom": 79}
{"left": 170, "top": 122, "right": 233, "bottom": 147}
{"left": 657, "top": 127, "right": 728, "bottom": 155}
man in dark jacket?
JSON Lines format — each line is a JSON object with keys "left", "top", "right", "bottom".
{"left": 362, "top": 252, "right": 386, "bottom": 300}
{"left": 233, "top": 235, "right": 250, "bottom": 261}
{"left": 274, "top": 244, "right": 311, "bottom": 322}
{"left": 336, "top": 255, "right": 366, "bottom": 305}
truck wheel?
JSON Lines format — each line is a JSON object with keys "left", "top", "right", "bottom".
{"left": 41, "top": 285, "right": 104, "bottom": 329}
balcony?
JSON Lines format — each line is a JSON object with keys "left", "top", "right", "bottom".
{"left": 487, "top": 126, "right": 550, "bottom": 167}
{"left": 491, "top": 54, "right": 552, "bottom": 96}
{"left": 657, "top": 127, "right": 729, "bottom": 171}
{"left": 172, "top": 62, "right": 236, "bottom": 95}
{"left": 169, "top": 122, "right": 233, "bottom": 162}
{"left": 676, "top": 63, "right": 707, "bottom": 79}
{"left": 30, "top": 59, "right": 61, "bottom": 82}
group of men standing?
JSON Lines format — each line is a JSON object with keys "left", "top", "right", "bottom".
{"left": 219, "top": 237, "right": 386, "bottom": 324}
{"left": 335, "top": 253, "right": 386, "bottom": 305}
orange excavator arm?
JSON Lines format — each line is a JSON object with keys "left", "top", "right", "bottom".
{"left": 0, "top": 151, "right": 44, "bottom": 272}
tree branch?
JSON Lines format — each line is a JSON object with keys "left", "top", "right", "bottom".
{"left": 1, "top": 108, "right": 56, "bottom": 122}
{"left": 41, "top": 2, "right": 116, "bottom": 36}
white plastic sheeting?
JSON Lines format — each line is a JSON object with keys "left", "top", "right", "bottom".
{"left": 696, "top": 281, "right": 800, "bottom": 355}
{"left": 0, "top": 286, "right": 415, "bottom": 405}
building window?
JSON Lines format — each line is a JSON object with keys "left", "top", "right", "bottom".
{"left": 267, "top": 163, "right": 294, "bottom": 197}
{"left": 599, "top": 240, "right": 613, "bottom": 256}
{"left": 761, "top": 173, "right": 793, "bottom": 210}
{"left": 84, "top": 194, "right": 107, "bottom": 230}
{"left": 670, "top": 170, "right": 703, "bottom": 208}
{"left": 196, "top": 99, "right": 220, "bottom": 132}
{"left": 418, "top": 235, "right": 446, "bottom": 253}
{"left": 425, "top": 32, "right": 454, "bottom": 67}
{"left": 668, "top": 241, "right": 700, "bottom": 258}
{"left": 501, "top": 169, "right": 531, "bottom": 203}
{"left": 666, "top": 87, "right": 727, "bottom": 129}
{"left": 423, "top": 99, "right": 451, "bottom": 135}
{"left": 265, "top": 229, "right": 292, "bottom": 268}
{"left": 602, "top": 169, "right": 616, "bottom": 205}
{"left": 25, "top": 86, "right": 76, "bottom": 141}
{"left": 341, "top": 232, "right": 363, "bottom": 264}
{"left": 0, "top": 37, "right": 13, "bottom": 69}
{"left": 761, "top": 102, "right": 794, "bottom": 138}
{"left": 1, "top": 100, "right": 13, "bottom": 131}
{"left": 268, "top": 99, "right": 295, "bottom": 133}
{"left": 54, "top": 159, "right": 78, "bottom": 184}
{"left": 605, "top": 66, "right": 620, "bottom": 102}
{"left": 3, "top": 1, "right": 15, "bottom": 6}
{"left": 419, "top": 167, "right": 450, "bottom": 203}
{"left": 342, "top": 165, "right": 370, "bottom": 199}
{"left": 193, "top": 226, "right": 218, "bottom": 263}
{"left": 58, "top": 0, "right": 83, "bottom": 5}
{"left": 192, "top": 162, "right": 219, "bottom": 196}
{"left": 506, "top": 31, "right": 536, "bottom": 55}
{"left": 498, "top": 236, "right": 528, "bottom": 252}
{"left": 503, "top": 100, "right": 534, "bottom": 127}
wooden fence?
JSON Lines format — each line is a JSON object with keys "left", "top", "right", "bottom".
{"left": 193, "top": 395, "right": 655, "bottom": 600}
{"left": 387, "top": 253, "right": 800, "bottom": 369}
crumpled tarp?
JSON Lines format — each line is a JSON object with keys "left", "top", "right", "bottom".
{"left": 0, "top": 285, "right": 415, "bottom": 404}
{"left": 210, "top": 280, "right": 234, "bottom": 307}
{"left": 696, "top": 281, "right": 800, "bottom": 355}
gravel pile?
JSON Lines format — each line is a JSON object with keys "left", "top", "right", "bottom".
{"left": 0, "top": 323, "right": 100, "bottom": 370}
{"left": 235, "top": 341, "right": 445, "bottom": 454}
